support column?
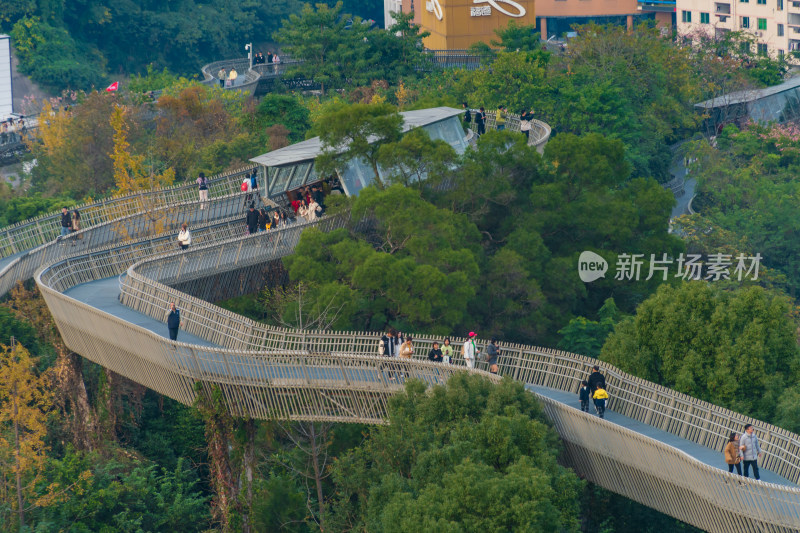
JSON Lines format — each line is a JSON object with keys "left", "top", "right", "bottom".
{"left": 540, "top": 17, "right": 548, "bottom": 40}
{"left": 627, "top": 15, "right": 634, "bottom": 32}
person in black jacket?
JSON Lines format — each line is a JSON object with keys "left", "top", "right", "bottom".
{"left": 587, "top": 365, "right": 606, "bottom": 392}
{"left": 428, "top": 341, "right": 443, "bottom": 363}
{"left": 475, "top": 107, "right": 486, "bottom": 136}
{"left": 258, "top": 208, "right": 268, "bottom": 232}
{"left": 60, "top": 207, "right": 72, "bottom": 238}
{"left": 246, "top": 204, "right": 259, "bottom": 234}
{"left": 166, "top": 302, "right": 181, "bottom": 341}
{"left": 578, "top": 380, "right": 591, "bottom": 412}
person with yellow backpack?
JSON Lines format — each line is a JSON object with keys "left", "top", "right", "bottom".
{"left": 592, "top": 385, "right": 609, "bottom": 419}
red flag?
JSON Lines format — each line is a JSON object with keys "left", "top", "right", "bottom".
{"left": 106, "top": 81, "right": 119, "bottom": 92}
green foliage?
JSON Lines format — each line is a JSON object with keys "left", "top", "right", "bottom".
{"left": 491, "top": 20, "right": 544, "bottom": 54}
{"left": 127, "top": 65, "right": 183, "bottom": 93}
{"left": 11, "top": 16, "right": 107, "bottom": 90}
{"left": 0, "top": 307, "right": 40, "bottom": 356}
{"left": 558, "top": 298, "right": 625, "bottom": 358}
{"left": 315, "top": 101, "right": 404, "bottom": 186}
{"left": 691, "top": 124, "right": 800, "bottom": 297}
{"left": 601, "top": 283, "right": 800, "bottom": 422}
{"left": 376, "top": 127, "right": 457, "bottom": 190}
{"left": 284, "top": 186, "right": 481, "bottom": 333}
{"left": 326, "top": 374, "right": 584, "bottom": 531}
{"left": 0, "top": 196, "right": 73, "bottom": 226}
{"left": 32, "top": 449, "right": 210, "bottom": 532}
{"left": 456, "top": 50, "right": 549, "bottom": 113}
{"left": 275, "top": 2, "right": 371, "bottom": 95}
{"left": 255, "top": 94, "right": 311, "bottom": 143}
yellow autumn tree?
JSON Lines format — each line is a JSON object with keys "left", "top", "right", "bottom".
{"left": 0, "top": 343, "right": 54, "bottom": 531}
{"left": 109, "top": 104, "right": 176, "bottom": 238}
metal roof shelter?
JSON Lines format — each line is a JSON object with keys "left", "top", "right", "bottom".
{"left": 695, "top": 76, "right": 800, "bottom": 132}
{"left": 250, "top": 107, "right": 468, "bottom": 198}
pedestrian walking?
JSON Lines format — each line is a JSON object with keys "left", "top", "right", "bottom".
{"left": 486, "top": 337, "right": 500, "bottom": 374}
{"left": 70, "top": 209, "right": 81, "bottom": 245}
{"left": 399, "top": 336, "right": 414, "bottom": 359}
{"left": 475, "top": 107, "right": 486, "bottom": 137}
{"left": 197, "top": 172, "right": 209, "bottom": 209}
{"left": 520, "top": 109, "right": 534, "bottom": 140}
{"left": 592, "top": 385, "right": 609, "bottom": 419}
{"left": 587, "top": 365, "right": 606, "bottom": 393}
{"left": 428, "top": 341, "right": 443, "bottom": 363}
{"left": 579, "top": 380, "right": 591, "bottom": 412}
{"left": 307, "top": 198, "right": 322, "bottom": 222}
{"left": 177, "top": 223, "right": 191, "bottom": 250}
{"left": 59, "top": 207, "right": 72, "bottom": 238}
{"left": 250, "top": 169, "right": 258, "bottom": 193}
{"left": 228, "top": 68, "right": 238, "bottom": 87}
{"left": 217, "top": 68, "right": 226, "bottom": 88}
{"left": 494, "top": 105, "right": 507, "bottom": 131}
{"left": 462, "top": 102, "right": 471, "bottom": 131}
{"left": 258, "top": 208, "right": 268, "bottom": 232}
{"left": 379, "top": 329, "right": 395, "bottom": 357}
{"left": 462, "top": 332, "right": 477, "bottom": 369}
{"left": 740, "top": 424, "right": 762, "bottom": 480}
{"left": 441, "top": 337, "right": 453, "bottom": 364}
{"left": 725, "top": 431, "right": 743, "bottom": 476}
{"left": 246, "top": 204, "right": 259, "bottom": 235}
{"left": 166, "top": 302, "right": 181, "bottom": 341}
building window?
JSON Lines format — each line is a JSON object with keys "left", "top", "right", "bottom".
{"left": 758, "top": 18, "right": 767, "bottom": 29}
{"left": 740, "top": 0, "right": 748, "bottom": 3}
{"left": 757, "top": 0, "right": 766, "bottom": 4}
{"left": 757, "top": 43, "right": 768, "bottom": 55}
{"left": 740, "top": 16, "right": 750, "bottom": 28}
{"left": 779, "top": 49, "right": 785, "bottom": 57}
{"left": 740, "top": 42, "right": 751, "bottom": 54}
{"left": 701, "top": 12, "right": 710, "bottom": 23}
{"left": 682, "top": 10, "right": 692, "bottom": 22}
{"left": 778, "top": 23, "right": 785, "bottom": 36}
{"left": 778, "top": 0, "right": 783, "bottom": 10}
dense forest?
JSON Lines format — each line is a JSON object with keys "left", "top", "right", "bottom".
{"left": 0, "top": 0, "right": 383, "bottom": 91}
{"left": 1, "top": 4, "right": 799, "bottom": 531}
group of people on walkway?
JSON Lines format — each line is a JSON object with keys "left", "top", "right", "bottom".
{"left": 290, "top": 186, "right": 324, "bottom": 223}
{"left": 253, "top": 51, "right": 280, "bottom": 70}
{"left": 245, "top": 203, "right": 291, "bottom": 235}
{"left": 725, "top": 425, "right": 763, "bottom": 479}
{"left": 462, "top": 104, "right": 535, "bottom": 140}
{"left": 378, "top": 329, "right": 500, "bottom": 374}
{"left": 0, "top": 118, "right": 26, "bottom": 144}
{"left": 579, "top": 365, "right": 609, "bottom": 419}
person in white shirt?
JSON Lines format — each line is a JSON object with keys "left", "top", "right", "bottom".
{"left": 463, "top": 331, "right": 478, "bottom": 369}
{"left": 177, "top": 223, "right": 191, "bottom": 250}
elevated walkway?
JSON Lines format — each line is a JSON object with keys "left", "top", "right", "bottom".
{"left": 15, "top": 206, "right": 800, "bottom": 531}
{"left": 0, "top": 149, "right": 796, "bottom": 530}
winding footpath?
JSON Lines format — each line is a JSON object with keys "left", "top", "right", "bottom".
{"left": 0, "top": 167, "right": 796, "bottom": 531}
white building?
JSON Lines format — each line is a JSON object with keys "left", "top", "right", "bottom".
{"left": 677, "top": 0, "right": 795, "bottom": 57}
{"left": 384, "top": 0, "right": 404, "bottom": 28}
{"left": 0, "top": 35, "right": 12, "bottom": 118}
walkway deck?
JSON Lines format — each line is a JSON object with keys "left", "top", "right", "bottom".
{"left": 64, "top": 275, "right": 797, "bottom": 490}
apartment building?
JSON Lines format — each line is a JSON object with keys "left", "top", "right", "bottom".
{"left": 677, "top": 0, "right": 796, "bottom": 57}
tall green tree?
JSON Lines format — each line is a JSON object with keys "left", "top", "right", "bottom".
{"left": 315, "top": 101, "right": 404, "bottom": 187}
{"left": 601, "top": 283, "right": 800, "bottom": 422}
{"left": 326, "top": 375, "right": 584, "bottom": 531}
{"left": 275, "top": 2, "right": 370, "bottom": 95}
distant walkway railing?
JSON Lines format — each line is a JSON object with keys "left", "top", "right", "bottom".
{"left": 0, "top": 165, "right": 255, "bottom": 259}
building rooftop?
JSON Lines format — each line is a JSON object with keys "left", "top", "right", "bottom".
{"left": 250, "top": 106, "right": 464, "bottom": 167}
{"left": 695, "top": 76, "right": 800, "bottom": 109}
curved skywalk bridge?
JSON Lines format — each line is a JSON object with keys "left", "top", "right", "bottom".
{"left": 2, "top": 199, "right": 794, "bottom": 531}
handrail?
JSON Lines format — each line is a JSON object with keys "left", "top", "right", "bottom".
{"left": 0, "top": 164, "right": 256, "bottom": 259}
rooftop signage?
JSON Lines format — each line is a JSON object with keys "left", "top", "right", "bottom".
{"left": 426, "top": 0, "right": 527, "bottom": 21}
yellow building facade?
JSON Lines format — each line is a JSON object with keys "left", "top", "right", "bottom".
{"left": 419, "top": 0, "right": 536, "bottom": 49}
